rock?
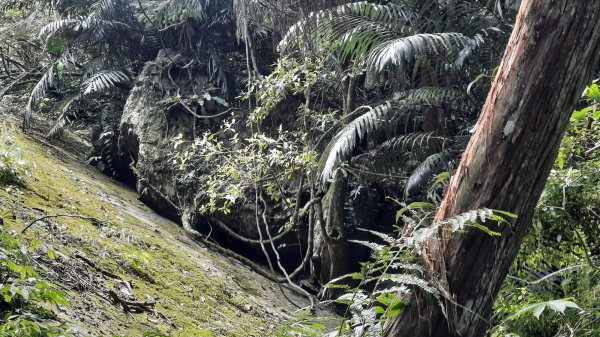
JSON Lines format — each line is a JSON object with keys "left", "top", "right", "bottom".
{"left": 119, "top": 49, "right": 195, "bottom": 219}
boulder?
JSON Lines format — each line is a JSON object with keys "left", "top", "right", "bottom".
{"left": 119, "top": 49, "right": 194, "bottom": 219}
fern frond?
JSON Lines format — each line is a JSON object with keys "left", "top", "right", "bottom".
{"left": 319, "top": 101, "right": 395, "bottom": 184}
{"left": 349, "top": 240, "right": 386, "bottom": 251}
{"left": 355, "top": 228, "right": 395, "bottom": 244}
{"left": 154, "top": 0, "right": 211, "bottom": 28}
{"left": 280, "top": 1, "right": 421, "bottom": 61}
{"left": 366, "top": 32, "right": 473, "bottom": 73}
{"left": 439, "top": 208, "right": 512, "bottom": 234}
{"left": 387, "top": 262, "right": 425, "bottom": 273}
{"left": 379, "top": 131, "right": 451, "bottom": 155}
{"left": 372, "top": 285, "right": 410, "bottom": 296}
{"left": 320, "top": 86, "right": 471, "bottom": 184}
{"left": 380, "top": 274, "right": 439, "bottom": 297}
{"left": 39, "top": 18, "right": 80, "bottom": 39}
{"left": 24, "top": 66, "right": 57, "bottom": 128}
{"left": 319, "top": 2, "right": 420, "bottom": 62}
{"left": 95, "top": 0, "right": 129, "bottom": 19}
{"left": 183, "top": 0, "right": 209, "bottom": 20}
{"left": 403, "top": 87, "right": 474, "bottom": 111}
{"left": 47, "top": 95, "right": 78, "bottom": 138}
{"left": 81, "top": 70, "right": 129, "bottom": 95}
{"left": 47, "top": 116, "right": 67, "bottom": 138}
{"left": 405, "top": 147, "right": 460, "bottom": 197}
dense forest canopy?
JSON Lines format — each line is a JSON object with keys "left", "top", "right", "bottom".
{"left": 0, "top": 0, "right": 598, "bottom": 336}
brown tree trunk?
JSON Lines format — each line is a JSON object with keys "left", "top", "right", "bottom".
{"left": 384, "top": 1, "right": 600, "bottom": 336}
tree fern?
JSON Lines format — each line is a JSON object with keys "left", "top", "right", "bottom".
{"left": 320, "top": 86, "right": 471, "bottom": 185}
{"left": 319, "top": 101, "right": 395, "bottom": 184}
{"left": 81, "top": 70, "right": 129, "bottom": 95}
{"left": 365, "top": 32, "right": 474, "bottom": 72}
{"left": 404, "top": 147, "right": 461, "bottom": 197}
{"left": 47, "top": 96, "right": 79, "bottom": 138}
{"left": 24, "top": 66, "right": 56, "bottom": 129}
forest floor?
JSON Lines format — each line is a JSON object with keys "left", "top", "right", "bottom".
{"left": 0, "top": 110, "right": 319, "bottom": 337}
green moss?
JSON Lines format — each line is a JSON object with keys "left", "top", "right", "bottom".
{"left": 0, "top": 126, "right": 286, "bottom": 337}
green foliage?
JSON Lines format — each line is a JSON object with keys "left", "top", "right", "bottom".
{"left": 493, "top": 81, "right": 600, "bottom": 337}
{"left": 275, "top": 308, "right": 331, "bottom": 337}
{"left": 510, "top": 299, "right": 582, "bottom": 320}
{"left": 0, "top": 211, "right": 70, "bottom": 337}
{"left": 247, "top": 54, "right": 338, "bottom": 123}
{"left": 0, "top": 127, "right": 32, "bottom": 186}
{"left": 276, "top": 202, "right": 514, "bottom": 337}
{"left": 278, "top": 0, "right": 512, "bottom": 194}
{"left": 172, "top": 120, "right": 317, "bottom": 215}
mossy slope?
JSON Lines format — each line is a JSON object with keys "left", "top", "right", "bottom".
{"left": 0, "top": 124, "right": 308, "bottom": 337}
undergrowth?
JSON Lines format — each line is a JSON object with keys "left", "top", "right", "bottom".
{"left": 0, "top": 127, "right": 31, "bottom": 186}
{"left": 0, "top": 210, "right": 70, "bottom": 337}
{"left": 277, "top": 200, "right": 516, "bottom": 337}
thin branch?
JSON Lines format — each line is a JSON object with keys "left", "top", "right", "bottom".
{"left": 298, "top": 197, "right": 322, "bottom": 218}
{"left": 74, "top": 253, "right": 121, "bottom": 280}
{"left": 584, "top": 142, "right": 600, "bottom": 156}
{"left": 260, "top": 194, "right": 315, "bottom": 308}
{"left": 22, "top": 214, "right": 109, "bottom": 234}
{"left": 107, "top": 289, "right": 155, "bottom": 312}
{"left": 255, "top": 187, "right": 276, "bottom": 272}
{"left": 209, "top": 217, "right": 292, "bottom": 245}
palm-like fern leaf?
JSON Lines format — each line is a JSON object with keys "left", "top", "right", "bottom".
{"left": 47, "top": 95, "right": 78, "bottom": 138}
{"left": 319, "top": 101, "right": 395, "bottom": 184}
{"left": 39, "top": 18, "right": 80, "bottom": 39}
{"left": 402, "top": 87, "right": 474, "bottom": 111}
{"left": 280, "top": 1, "right": 418, "bottom": 59}
{"left": 24, "top": 66, "right": 56, "bottom": 128}
{"left": 379, "top": 131, "right": 451, "bottom": 154}
{"left": 350, "top": 132, "right": 451, "bottom": 181}
{"left": 320, "top": 86, "right": 472, "bottom": 185}
{"left": 154, "top": 0, "right": 211, "bottom": 28}
{"left": 404, "top": 147, "right": 460, "bottom": 197}
{"left": 366, "top": 32, "right": 473, "bottom": 72}
{"left": 81, "top": 70, "right": 129, "bottom": 95}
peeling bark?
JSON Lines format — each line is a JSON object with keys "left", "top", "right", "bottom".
{"left": 384, "top": 1, "right": 600, "bottom": 336}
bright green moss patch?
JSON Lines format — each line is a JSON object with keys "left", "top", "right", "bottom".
{"left": 0, "top": 125, "right": 306, "bottom": 337}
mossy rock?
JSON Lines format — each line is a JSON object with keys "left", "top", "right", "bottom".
{"left": 0, "top": 123, "right": 312, "bottom": 337}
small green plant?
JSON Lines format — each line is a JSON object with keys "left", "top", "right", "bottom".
{"left": 0, "top": 210, "right": 70, "bottom": 337}
{"left": 0, "top": 127, "right": 31, "bottom": 186}
{"left": 275, "top": 202, "right": 515, "bottom": 337}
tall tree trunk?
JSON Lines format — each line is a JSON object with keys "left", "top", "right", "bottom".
{"left": 384, "top": 1, "right": 600, "bottom": 336}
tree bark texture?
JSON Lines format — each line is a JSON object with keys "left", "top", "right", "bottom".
{"left": 384, "top": 1, "right": 600, "bottom": 336}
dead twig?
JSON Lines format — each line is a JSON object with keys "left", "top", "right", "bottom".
{"left": 21, "top": 214, "right": 110, "bottom": 234}
{"left": 107, "top": 289, "right": 155, "bottom": 313}
{"left": 74, "top": 253, "right": 121, "bottom": 280}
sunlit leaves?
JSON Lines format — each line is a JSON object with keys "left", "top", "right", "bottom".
{"left": 511, "top": 299, "right": 582, "bottom": 320}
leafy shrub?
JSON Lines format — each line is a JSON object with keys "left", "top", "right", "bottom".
{"left": 0, "top": 211, "right": 70, "bottom": 337}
